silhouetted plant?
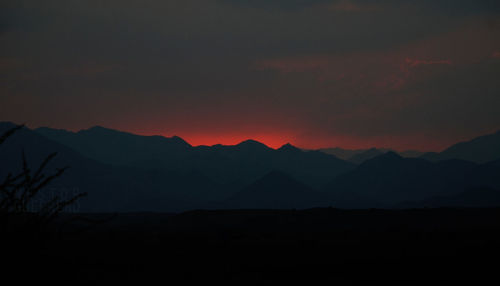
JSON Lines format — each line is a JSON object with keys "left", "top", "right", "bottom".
{"left": 0, "top": 124, "right": 87, "bottom": 226}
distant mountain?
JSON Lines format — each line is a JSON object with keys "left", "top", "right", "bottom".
{"left": 347, "top": 148, "right": 385, "bottom": 164}
{"left": 36, "top": 126, "right": 354, "bottom": 188}
{"left": 225, "top": 171, "right": 329, "bottom": 209}
{"left": 319, "top": 147, "right": 424, "bottom": 163}
{"left": 398, "top": 150, "right": 425, "bottom": 158}
{"left": 324, "top": 152, "right": 500, "bottom": 208}
{"left": 420, "top": 130, "right": 500, "bottom": 163}
{"left": 318, "top": 147, "right": 365, "bottom": 160}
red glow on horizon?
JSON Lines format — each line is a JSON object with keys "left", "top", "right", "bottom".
{"left": 173, "top": 133, "right": 294, "bottom": 149}
{"left": 127, "top": 126, "right": 453, "bottom": 152}
{"left": 40, "top": 122, "right": 486, "bottom": 153}
{"left": 138, "top": 130, "right": 447, "bottom": 152}
{"left": 76, "top": 120, "right": 499, "bottom": 153}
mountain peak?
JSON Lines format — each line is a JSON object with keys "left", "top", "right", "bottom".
{"left": 79, "top": 125, "right": 118, "bottom": 135}
{"left": 277, "top": 143, "right": 301, "bottom": 152}
{"left": 236, "top": 139, "right": 270, "bottom": 149}
{"left": 364, "top": 151, "right": 403, "bottom": 165}
{"left": 170, "top": 135, "right": 191, "bottom": 146}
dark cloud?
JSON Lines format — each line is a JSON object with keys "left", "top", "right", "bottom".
{"left": 1, "top": 0, "right": 500, "bottom": 150}
{"left": 218, "top": 0, "right": 332, "bottom": 10}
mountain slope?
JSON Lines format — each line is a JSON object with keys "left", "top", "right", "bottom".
{"left": 317, "top": 147, "right": 366, "bottom": 160}
{"left": 319, "top": 147, "right": 423, "bottom": 162}
{"left": 347, "top": 148, "right": 385, "bottom": 164}
{"left": 421, "top": 130, "right": 500, "bottom": 163}
{"left": 225, "top": 171, "right": 330, "bottom": 209}
{"left": 324, "top": 152, "right": 500, "bottom": 208}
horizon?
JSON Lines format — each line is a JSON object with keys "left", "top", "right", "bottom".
{"left": 5, "top": 120, "right": 497, "bottom": 153}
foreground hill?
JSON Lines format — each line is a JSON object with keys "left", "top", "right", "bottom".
{"left": 5, "top": 208, "right": 500, "bottom": 283}
{"left": 399, "top": 187, "right": 500, "bottom": 208}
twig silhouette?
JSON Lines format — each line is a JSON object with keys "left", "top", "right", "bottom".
{"left": 0, "top": 124, "right": 87, "bottom": 226}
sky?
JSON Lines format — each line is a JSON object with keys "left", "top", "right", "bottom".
{"left": 1, "top": 0, "right": 500, "bottom": 151}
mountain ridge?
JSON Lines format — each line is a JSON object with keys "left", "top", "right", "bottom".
{"left": 31, "top": 123, "right": 354, "bottom": 188}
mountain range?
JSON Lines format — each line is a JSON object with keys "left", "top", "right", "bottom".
{"left": 35, "top": 125, "right": 354, "bottom": 188}
{"left": 1, "top": 121, "right": 500, "bottom": 211}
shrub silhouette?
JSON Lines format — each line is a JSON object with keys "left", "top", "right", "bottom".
{"left": 0, "top": 124, "right": 86, "bottom": 226}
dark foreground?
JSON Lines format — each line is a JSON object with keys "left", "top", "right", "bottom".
{"left": 4, "top": 208, "right": 500, "bottom": 283}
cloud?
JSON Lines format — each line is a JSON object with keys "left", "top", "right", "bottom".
{"left": 64, "top": 62, "right": 121, "bottom": 77}
{"left": 493, "top": 51, "right": 500, "bottom": 58}
{"left": 328, "top": 0, "right": 378, "bottom": 12}
{"left": 254, "top": 57, "right": 329, "bottom": 73}
{"left": 0, "top": 57, "right": 22, "bottom": 70}
{"left": 217, "top": 0, "right": 332, "bottom": 11}
{"left": 404, "top": 58, "right": 452, "bottom": 68}
{"left": 253, "top": 53, "right": 454, "bottom": 93}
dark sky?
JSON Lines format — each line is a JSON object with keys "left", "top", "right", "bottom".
{"left": 1, "top": 0, "right": 500, "bottom": 150}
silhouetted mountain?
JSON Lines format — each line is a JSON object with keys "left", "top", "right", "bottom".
{"left": 399, "top": 187, "right": 500, "bottom": 208}
{"left": 420, "top": 130, "right": 500, "bottom": 163}
{"left": 1, "top": 122, "right": 101, "bottom": 178}
{"left": 0, "top": 122, "right": 357, "bottom": 211}
{"left": 1, "top": 122, "right": 224, "bottom": 212}
{"left": 398, "top": 150, "right": 425, "bottom": 158}
{"left": 277, "top": 143, "right": 302, "bottom": 153}
{"left": 324, "top": 152, "right": 500, "bottom": 208}
{"left": 347, "top": 148, "right": 385, "bottom": 164}
{"left": 225, "top": 171, "right": 329, "bottom": 209}
{"left": 319, "top": 146, "right": 422, "bottom": 162}
{"left": 318, "top": 147, "right": 367, "bottom": 160}
{"left": 6, "top": 122, "right": 500, "bottom": 211}
{"left": 35, "top": 125, "right": 191, "bottom": 168}
{"left": 234, "top": 139, "right": 271, "bottom": 151}
{"left": 488, "top": 159, "right": 500, "bottom": 167}
{"left": 36, "top": 125, "right": 354, "bottom": 188}
{"left": 272, "top": 145, "right": 355, "bottom": 188}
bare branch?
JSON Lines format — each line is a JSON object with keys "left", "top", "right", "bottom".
{"left": 0, "top": 124, "right": 24, "bottom": 145}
